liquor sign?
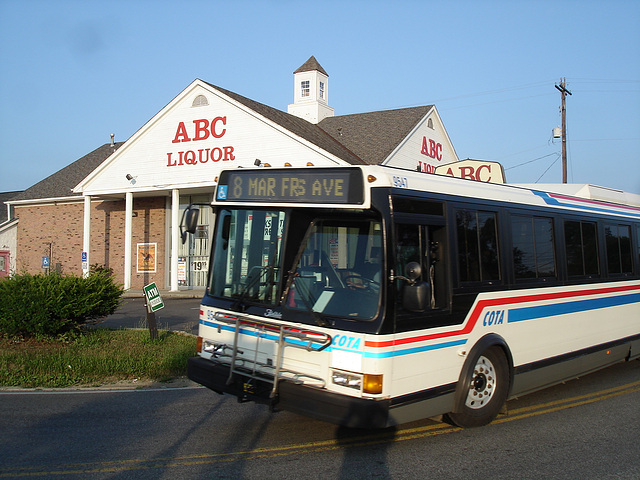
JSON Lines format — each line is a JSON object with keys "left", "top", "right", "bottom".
{"left": 435, "top": 159, "right": 506, "bottom": 184}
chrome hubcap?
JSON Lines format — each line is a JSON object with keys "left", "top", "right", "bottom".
{"left": 465, "top": 355, "right": 496, "bottom": 409}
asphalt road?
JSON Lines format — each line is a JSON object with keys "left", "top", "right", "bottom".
{"left": 93, "top": 297, "right": 203, "bottom": 335}
{"left": 0, "top": 360, "right": 638, "bottom": 479}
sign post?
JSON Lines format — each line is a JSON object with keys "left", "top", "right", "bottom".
{"left": 143, "top": 282, "right": 164, "bottom": 340}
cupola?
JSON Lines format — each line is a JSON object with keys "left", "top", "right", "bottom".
{"left": 287, "top": 56, "right": 335, "bottom": 124}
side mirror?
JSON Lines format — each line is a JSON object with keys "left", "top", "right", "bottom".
{"left": 180, "top": 207, "right": 200, "bottom": 244}
{"left": 405, "top": 261, "right": 422, "bottom": 283}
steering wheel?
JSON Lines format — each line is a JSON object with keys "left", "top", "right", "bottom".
{"left": 344, "top": 274, "right": 379, "bottom": 291}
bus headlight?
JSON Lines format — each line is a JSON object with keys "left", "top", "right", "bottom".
{"left": 331, "top": 370, "right": 383, "bottom": 394}
{"left": 331, "top": 370, "right": 362, "bottom": 389}
{"left": 202, "top": 341, "right": 230, "bottom": 356}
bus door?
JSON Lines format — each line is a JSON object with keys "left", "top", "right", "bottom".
{"left": 393, "top": 221, "right": 449, "bottom": 330}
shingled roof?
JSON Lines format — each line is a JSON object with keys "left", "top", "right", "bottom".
{"left": 294, "top": 56, "right": 328, "bottom": 76}
{"left": 9, "top": 143, "right": 123, "bottom": 203}
{"left": 319, "top": 106, "right": 433, "bottom": 164}
{"left": 210, "top": 82, "right": 366, "bottom": 165}
{"left": 11, "top": 83, "right": 435, "bottom": 202}
{"left": 0, "top": 191, "right": 22, "bottom": 223}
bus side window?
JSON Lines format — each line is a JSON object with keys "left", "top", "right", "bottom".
{"left": 395, "top": 223, "right": 449, "bottom": 317}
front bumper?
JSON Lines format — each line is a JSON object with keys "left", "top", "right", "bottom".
{"left": 187, "top": 356, "right": 391, "bottom": 428}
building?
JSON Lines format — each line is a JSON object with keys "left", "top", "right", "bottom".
{"left": 6, "top": 57, "right": 459, "bottom": 290}
{"left": 0, "top": 190, "right": 21, "bottom": 277}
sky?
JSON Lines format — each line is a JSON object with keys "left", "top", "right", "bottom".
{"left": 1, "top": 0, "right": 639, "bottom": 195}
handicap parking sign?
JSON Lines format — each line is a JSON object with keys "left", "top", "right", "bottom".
{"left": 42, "top": 256, "right": 50, "bottom": 268}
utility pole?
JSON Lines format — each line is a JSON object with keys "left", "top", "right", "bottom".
{"left": 555, "top": 78, "right": 572, "bottom": 183}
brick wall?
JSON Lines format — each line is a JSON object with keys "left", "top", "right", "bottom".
{"left": 15, "top": 196, "right": 167, "bottom": 289}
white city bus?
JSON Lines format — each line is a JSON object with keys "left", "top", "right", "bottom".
{"left": 184, "top": 165, "right": 640, "bottom": 428}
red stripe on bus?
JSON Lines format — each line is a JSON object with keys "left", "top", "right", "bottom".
{"left": 549, "top": 193, "right": 640, "bottom": 213}
{"left": 364, "top": 283, "right": 639, "bottom": 348}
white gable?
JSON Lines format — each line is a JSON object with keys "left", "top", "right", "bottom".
{"left": 383, "top": 107, "right": 458, "bottom": 173}
{"left": 76, "top": 80, "right": 346, "bottom": 196}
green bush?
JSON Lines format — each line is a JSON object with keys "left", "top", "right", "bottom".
{"left": 0, "top": 268, "right": 123, "bottom": 338}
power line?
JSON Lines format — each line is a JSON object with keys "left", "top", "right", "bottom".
{"left": 504, "top": 152, "right": 560, "bottom": 171}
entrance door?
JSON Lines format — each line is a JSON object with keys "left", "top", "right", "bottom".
{"left": 178, "top": 195, "right": 212, "bottom": 287}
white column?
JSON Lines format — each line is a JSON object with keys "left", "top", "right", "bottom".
{"left": 82, "top": 195, "right": 91, "bottom": 278}
{"left": 124, "top": 192, "right": 133, "bottom": 290}
{"left": 170, "top": 189, "right": 180, "bottom": 291}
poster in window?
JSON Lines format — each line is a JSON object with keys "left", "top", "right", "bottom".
{"left": 137, "top": 243, "right": 157, "bottom": 273}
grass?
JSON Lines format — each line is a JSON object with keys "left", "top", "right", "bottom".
{"left": 0, "top": 329, "right": 197, "bottom": 388}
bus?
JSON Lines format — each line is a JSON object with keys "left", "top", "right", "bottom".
{"left": 183, "top": 165, "right": 640, "bottom": 428}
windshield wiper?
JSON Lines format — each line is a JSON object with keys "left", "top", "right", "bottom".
{"left": 231, "top": 265, "right": 277, "bottom": 312}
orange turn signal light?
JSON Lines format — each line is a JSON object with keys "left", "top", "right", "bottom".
{"left": 363, "top": 374, "right": 383, "bottom": 394}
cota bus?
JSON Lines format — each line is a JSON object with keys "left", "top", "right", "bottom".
{"left": 183, "top": 165, "right": 640, "bottom": 428}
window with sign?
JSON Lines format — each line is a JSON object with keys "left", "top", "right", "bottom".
{"left": 210, "top": 209, "right": 286, "bottom": 305}
{"left": 178, "top": 195, "right": 212, "bottom": 286}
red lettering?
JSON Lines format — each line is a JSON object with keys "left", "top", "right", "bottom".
{"left": 445, "top": 167, "right": 455, "bottom": 176}
{"left": 172, "top": 122, "right": 191, "bottom": 143}
{"left": 421, "top": 137, "right": 443, "bottom": 160}
{"left": 193, "top": 119, "right": 210, "bottom": 141}
{"left": 184, "top": 151, "right": 197, "bottom": 165}
{"left": 198, "top": 149, "right": 209, "bottom": 163}
{"left": 476, "top": 164, "right": 491, "bottom": 182}
{"left": 165, "top": 145, "right": 235, "bottom": 167}
{"left": 211, "top": 147, "right": 222, "bottom": 162}
{"left": 459, "top": 166, "right": 476, "bottom": 180}
{"left": 211, "top": 116, "right": 227, "bottom": 138}
{"left": 429, "top": 139, "right": 437, "bottom": 158}
{"left": 223, "top": 146, "right": 235, "bottom": 161}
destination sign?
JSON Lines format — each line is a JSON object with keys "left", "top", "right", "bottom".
{"left": 216, "top": 168, "right": 364, "bottom": 204}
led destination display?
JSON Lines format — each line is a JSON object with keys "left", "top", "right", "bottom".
{"left": 216, "top": 168, "right": 364, "bottom": 204}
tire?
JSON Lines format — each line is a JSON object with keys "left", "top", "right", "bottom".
{"left": 445, "top": 346, "right": 510, "bottom": 428}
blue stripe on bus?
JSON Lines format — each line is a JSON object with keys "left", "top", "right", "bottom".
{"left": 200, "top": 320, "right": 316, "bottom": 349}
{"left": 200, "top": 319, "right": 467, "bottom": 357}
{"left": 532, "top": 190, "right": 640, "bottom": 219}
{"left": 508, "top": 292, "right": 640, "bottom": 323}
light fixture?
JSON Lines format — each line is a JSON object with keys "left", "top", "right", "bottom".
{"left": 126, "top": 174, "right": 133, "bottom": 180}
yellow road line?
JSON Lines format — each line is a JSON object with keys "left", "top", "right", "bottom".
{"left": 2, "top": 380, "right": 638, "bottom": 478}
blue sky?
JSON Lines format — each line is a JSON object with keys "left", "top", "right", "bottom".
{"left": 1, "top": 0, "right": 639, "bottom": 194}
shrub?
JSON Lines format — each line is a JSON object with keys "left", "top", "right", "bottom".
{"left": 0, "top": 268, "right": 123, "bottom": 338}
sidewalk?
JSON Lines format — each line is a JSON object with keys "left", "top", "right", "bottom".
{"left": 122, "top": 288, "right": 205, "bottom": 299}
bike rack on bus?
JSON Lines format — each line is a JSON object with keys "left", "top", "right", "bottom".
{"left": 212, "top": 313, "right": 332, "bottom": 398}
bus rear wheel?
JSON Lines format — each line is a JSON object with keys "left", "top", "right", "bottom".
{"left": 445, "top": 347, "right": 509, "bottom": 428}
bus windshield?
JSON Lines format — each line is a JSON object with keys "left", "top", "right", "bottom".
{"left": 208, "top": 207, "right": 383, "bottom": 322}
{"left": 286, "top": 217, "right": 383, "bottom": 321}
{"left": 209, "top": 209, "right": 286, "bottom": 305}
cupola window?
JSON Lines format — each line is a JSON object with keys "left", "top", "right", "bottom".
{"left": 301, "top": 80, "right": 310, "bottom": 97}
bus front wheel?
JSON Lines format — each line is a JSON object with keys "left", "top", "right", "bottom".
{"left": 445, "top": 347, "right": 509, "bottom": 428}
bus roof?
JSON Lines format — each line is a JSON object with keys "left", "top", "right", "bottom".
{"left": 214, "top": 165, "right": 640, "bottom": 220}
